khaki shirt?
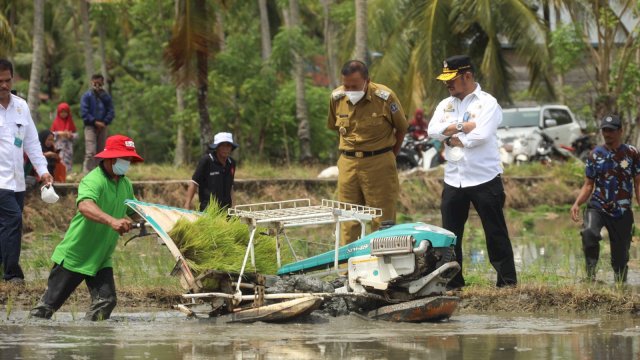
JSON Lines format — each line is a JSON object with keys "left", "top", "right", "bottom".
{"left": 327, "top": 82, "right": 408, "bottom": 152}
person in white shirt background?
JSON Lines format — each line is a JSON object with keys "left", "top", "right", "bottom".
{"left": 0, "top": 59, "right": 53, "bottom": 284}
{"left": 427, "top": 55, "right": 517, "bottom": 290}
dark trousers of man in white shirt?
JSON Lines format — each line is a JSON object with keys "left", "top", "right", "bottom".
{"left": 0, "top": 189, "right": 26, "bottom": 281}
{"left": 441, "top": 176, "right": 517, "bottom": 288}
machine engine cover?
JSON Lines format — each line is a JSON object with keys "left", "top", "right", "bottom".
{"left": 348, "top": 253, "right": 415, "bottom": 292}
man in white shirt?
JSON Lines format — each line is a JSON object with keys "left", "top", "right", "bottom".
{"left": 427, "top": 55, "right": 517, "bottom": 289}
{"left": 0, "top": 59, "right": 53, "bottom": 284}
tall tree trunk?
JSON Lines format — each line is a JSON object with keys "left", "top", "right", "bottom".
{"left": 196, "top": 54, "right": 212, "bottom": 154}
{"left": 27, "top": 0, "right": 44, "bottom": 124}
{"left": 215, "top": 11, "right": 225, "bottom": 51}
{"left": 354, "top": 0, "right": 367, "bottom": 63}
{"left": 173, "top": 85, "right": 187, "bottom": 166}
{"left": 97, "top": 20, "right": 109, "bottom": 92}
{"left": 288, "top": 0, "right": 312, "bottom": 162}
{"left": 257, "top": 0, "right": 272, "bottom": 157}
{"left": 80, "top": 0, "right": 94, "bottom": 79}
{"left": 322, "top": 0, "right": 339, "bottom": 89}
{"left": 195, "top": 0, "right": 212, "bottom": 154}
{"left": 258, "top": 0, "right": 271, "bottom": 61}
{"left": 170, "top": 0, "right": 189, "bottom": 166}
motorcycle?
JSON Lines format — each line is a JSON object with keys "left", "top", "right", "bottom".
{"left": 500, "top": 130, "right": 572, "bottom": 166}
{"left": 568, "top": 134, "right": 594, "bottom": 162}
{"left": 396, "top": 133, "right": 444, "bottom": 172}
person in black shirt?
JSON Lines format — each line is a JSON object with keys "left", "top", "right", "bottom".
{"left": 184, "top": 132, "right": 237, "bottom": 211}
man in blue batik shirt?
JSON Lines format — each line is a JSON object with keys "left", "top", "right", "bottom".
{"left": 571, "top": 114, "right": 640, "bottom": 283}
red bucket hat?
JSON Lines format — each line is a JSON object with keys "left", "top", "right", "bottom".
{"left": 95, "top": 135, "right": 144, "bottom": 162}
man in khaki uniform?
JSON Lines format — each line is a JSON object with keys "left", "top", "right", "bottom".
{"left": 327, "top": 60, "right": 408, "bottom": 244}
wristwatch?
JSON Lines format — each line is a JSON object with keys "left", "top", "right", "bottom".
{"left": 456, "top": 122, "right": 464, "bottom": 132}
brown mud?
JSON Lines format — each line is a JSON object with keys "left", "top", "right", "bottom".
{"left": 3, "top": 282, "right": 639, "bottom": 316}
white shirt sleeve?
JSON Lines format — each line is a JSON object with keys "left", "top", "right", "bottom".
{"left": 457, "top": 98, "right": 501, "bottom": 149}
{"left": 427, "top": 101, "right": 449, "bottom": 141}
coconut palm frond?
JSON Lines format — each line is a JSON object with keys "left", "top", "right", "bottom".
{"left": 164, "top": 0, "right": 215, "bottom": 87}
{"left": 413, "top": 0, "right": 458, "bottom": 109}
{"left": 0, "top": 14, "right": 15, "bottom": 57}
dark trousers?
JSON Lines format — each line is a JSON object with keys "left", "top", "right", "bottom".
{"left": 0, "top": 189, "right": 25, "bottom": 281}
{"left": 581, "top": 208, "right": 633, "bottom": 282}
{"left": 30, "top": 263, "right": 117, "bottom": 321}
{"left": 441, "top": 176, "right": 517, "bottom": 288}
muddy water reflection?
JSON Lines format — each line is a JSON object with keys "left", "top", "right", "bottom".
{"left": 2, "top": 311, "right": 640, "bottom": 359}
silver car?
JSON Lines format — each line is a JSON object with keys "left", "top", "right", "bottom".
{"left": 498, "top": 105, "right": 583, "bottom": 164}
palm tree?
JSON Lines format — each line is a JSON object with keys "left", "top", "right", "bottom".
{"left": 0, "top": 12, "right": 14, "bottom": 58}
{"left": 258, "top": 0, "right": 271, "bottom": 61}
{"left": 27, "top": 0, "right": 44, "bottom": 123}
{"left": 287, "top": 0, "right": 312, "bottom": 162}
{"left": 354, "top": 0, "right": 367, "bottom": 63}
{"left": 368, "top": 0, "right": 552, "bottom": 111}
{"left": 322, "top": 0, "right": 339, "bottom": 88}
{"left": 79, "top": 0, "right": 94, "bottom": 79}
{"left": 165, "top": 0, "right": 220, "bottom": 153}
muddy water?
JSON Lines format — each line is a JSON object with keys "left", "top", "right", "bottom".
{"left": 4, "top": 212, "right": 640, "bottom": 359}
{"left": 1, "top": 310, "right": 640, "bottom": 359}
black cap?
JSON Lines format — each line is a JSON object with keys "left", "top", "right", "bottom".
{"left": 600, "top": 114, "right": 622, "bottom": 130}
{"left": 436, "top": 55, "right": 473, "bottom": 81}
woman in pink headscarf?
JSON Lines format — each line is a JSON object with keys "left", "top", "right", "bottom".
{"left": 50, "top": 103, "right": 78, "bottom": 174}
{"left": 409, "top": 108, "right": 428, "bottom": 140}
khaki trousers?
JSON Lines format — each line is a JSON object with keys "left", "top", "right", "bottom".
{"left": 337, "top": 151, "right": 399, "bottom": 245}
{"left": 83, "top": 125, "right": 108, "bottom": 173}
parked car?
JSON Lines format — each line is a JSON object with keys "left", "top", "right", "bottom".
{"left": 498, "top": 105, "right": 583, "bottom": 164}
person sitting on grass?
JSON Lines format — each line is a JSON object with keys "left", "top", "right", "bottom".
{"left": 30, "top": 135, "right": 143, "bottom": 321}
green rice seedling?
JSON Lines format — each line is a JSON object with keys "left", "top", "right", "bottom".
{"left": 168, "top": 204, "right": 294, "bottom": 276}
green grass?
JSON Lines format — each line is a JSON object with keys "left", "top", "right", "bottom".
{"left": 21, "top": 230, "right": 181, "bottom": 291}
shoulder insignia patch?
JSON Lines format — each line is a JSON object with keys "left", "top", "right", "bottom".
{"left": 390, "top": 103, "right": 399, "bottom": 113}
{"left": 375, "top": 89, "right": 390, "bottom": 101}
{"left": 332, "top": 90, "right": 345, "bottom": 100}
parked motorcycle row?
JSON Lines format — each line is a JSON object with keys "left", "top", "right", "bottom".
{"left": 498, "top": 131, "right": 595, "bottom": 166}
{"left": 396, "top": 129, "right": 595, "bottom": 172}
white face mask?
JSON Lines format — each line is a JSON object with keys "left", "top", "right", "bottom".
{"left": 345, "top": 82, "right": 367, "bottom": 105}
{"left": 113, "top": 158, "right": 131, "bottom": 175}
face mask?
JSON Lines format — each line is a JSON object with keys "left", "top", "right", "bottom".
{"left": 345, "top": 82, "right": 367, "bottom": 105}
{"left": 113, "top": 158, "right": 131, "bottom": 175}
{"left": 40, "top": 184, "right": 59, "bottom": 204}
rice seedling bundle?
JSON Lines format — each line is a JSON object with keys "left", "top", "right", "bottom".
{"left": 168, "top": 205, "right": 293, "bottom": 275}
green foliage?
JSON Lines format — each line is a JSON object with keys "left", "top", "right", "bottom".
{"left": 549, "top": 24, "right": 585, "bottom": 75}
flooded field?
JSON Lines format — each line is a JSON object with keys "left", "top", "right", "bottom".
{"left": 2, "top": 310, "right": 640, "bottom": 359}
{"left": 3, "top": 210, "right": 640, "bottom": 359}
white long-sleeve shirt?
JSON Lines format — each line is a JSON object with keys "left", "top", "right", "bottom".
{"left": 0, "top": 94, "right": 49, "bottom": 192}
{"left": 428, "top": 83, "right": 503, "bottom": 188}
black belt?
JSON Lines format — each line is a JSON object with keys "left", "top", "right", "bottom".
{"left": 341, "top": 147, "right": 393, "bottom": 158}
